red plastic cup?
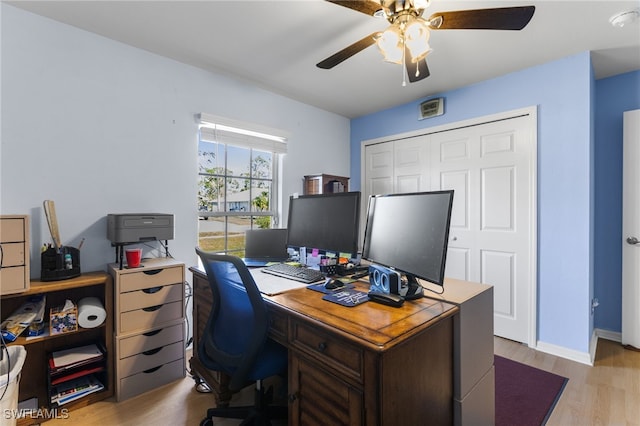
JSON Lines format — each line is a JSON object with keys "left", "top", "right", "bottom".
{"left": 125, "top": 248, "right": 143, "bottom": 268}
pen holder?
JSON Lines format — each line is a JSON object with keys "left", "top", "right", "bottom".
{"left": 319, "top": 264, "right": 338, "bottom": 276}
{"left": 320, "top": 263, "right": 364, "bottom": 276}
{"left": 41, "top": 246, "right": 81, "bottom": 282}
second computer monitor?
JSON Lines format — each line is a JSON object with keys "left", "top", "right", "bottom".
{"left": 362, "top": 190, "right": 454, "bottom": 288}
{"left": 286, "top": 191, "right": 361, "bottom": 256}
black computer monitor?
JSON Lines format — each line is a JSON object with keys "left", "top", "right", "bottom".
{"left": 362, "top": 190, "right": 454, "bottom": 290}
{"left": 286, "top": 191, "right": 361, "bottom": 257}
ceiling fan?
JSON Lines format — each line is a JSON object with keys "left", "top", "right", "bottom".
{"left": 317, "top": 0, "right": 535, "bottom": 84}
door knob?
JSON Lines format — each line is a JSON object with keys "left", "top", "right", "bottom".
{"left": 627, "top": 236, "right": 640, "bottom": 245}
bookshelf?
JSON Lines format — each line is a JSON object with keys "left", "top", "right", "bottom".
{"left": 0, "top": 272, "right": 114, "bottom": 426}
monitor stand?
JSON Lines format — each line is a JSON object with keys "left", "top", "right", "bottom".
{"left": 404, "top": 274, "right": 424, "bottom": 300}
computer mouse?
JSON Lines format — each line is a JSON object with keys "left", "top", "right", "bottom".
{"left": 324, "top": 278, "right": 345, "bottom": 290}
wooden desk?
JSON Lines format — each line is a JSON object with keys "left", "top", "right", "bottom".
{"left": 190, "top": 267, "right": 458, "bottom": 425}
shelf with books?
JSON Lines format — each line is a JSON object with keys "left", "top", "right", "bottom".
{"left": 0, "top": 272, "right": 113, "bottom": 426}
{"left": 6, "top": 322, "right": 108, "bottom": 347}
{"left": 47, "top": 341, "right": 108, "bottom": 407}
{"left": 50, "top": 374, "right": 105, "bottom": 407}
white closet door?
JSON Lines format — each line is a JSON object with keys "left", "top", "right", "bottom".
{"left": 430, "top": 115, "right": 534, "bottom": 343}
{"left": 622, "top": 109, "right": 640, "bottom": 349}
{"left": 364, "top": 142, "right": 394, "bottom": 197}
{"left": 394, "top": 136, "right": 430, "bottom": 193}
{"left": 363, "top": 111, "right": 536, "bottom": 345}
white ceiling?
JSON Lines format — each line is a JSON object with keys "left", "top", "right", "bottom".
{"left": 8, "top": 0, "right": 640, "bottom": 118}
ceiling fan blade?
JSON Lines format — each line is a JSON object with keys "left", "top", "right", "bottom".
{"left": 317, "top": 32, "right": 379, "bottom": 69}
{"left": 428, "top": 6, "right": 535, "bottom": 31}
{"left": 405, "top": 48, "right": 430, "bottom": 83}
{"left": 325, "top": 0, "right": 385, "bottom": 16}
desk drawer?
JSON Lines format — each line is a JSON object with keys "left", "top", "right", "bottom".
{"left": 291, "top": 320, "right": 364, "bottom": 382}
{"left": 119, "top": 283, "right": 183, "bottom": 312}
{"left": 119, "top": 266, "right": 183, "bottom": 293}
{"left": 0, "top": 218, "right": 25, "bottom": 242}
{"left": 0, "top": 243, "right": 26, "bottom": 267}
{"left": 0, "top": 266, "right": 26, "bottom": 293}
{"left": 118, "top": 341, "right": 184, "bottom": 377}
{"left": 118, "top": 323, "right": 184, "bottom": 359}
{"left": 268, "top": 309, "right": 287, "bottom": 345}
{"left": 120, "top": 301, "right": 183, "bottom": 334}
{"left": 119, "top": 358, "right": 184, "bottom": 401}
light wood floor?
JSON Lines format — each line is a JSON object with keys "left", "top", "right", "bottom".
{"left": 494, "top": 337, "right": 640, "bottom": 426}
{"left": 45, "top": 337, "right": 640, "bottom": 425}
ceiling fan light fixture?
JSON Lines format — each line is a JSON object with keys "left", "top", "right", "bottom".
{"left": 318, "top": 1, "right": 537, "bottom": 84}
{"left": 376, "top": 26, "right": 404, "bottom": 64}
{"left": 412, "top": 0, "right": 431, "bottom": 10}
{"left": 405, "top": 19, "right": 432, "bottom": 62}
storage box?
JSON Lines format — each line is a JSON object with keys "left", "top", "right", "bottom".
{"left": 41, "top": 246, "right": 81, "bottom": 282}
{"left": 50, "top": 300, "right": 78, "bottom": 335}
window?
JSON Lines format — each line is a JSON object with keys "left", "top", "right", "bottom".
{"left": 197, "top": 113, "right": 287, "bottom": 256}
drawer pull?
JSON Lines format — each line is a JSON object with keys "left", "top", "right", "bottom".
{"left": 317, "top": 342, "right": 327, "bottom": 352}
{"left": 143, "top": 365, "right": 163, "bottom": 374}
{"left": 143, "top": 269, "right": 163, "bottom": 276}
{"left": 143, "top": 286, "right": 163, "bottom": 294}
{"left": 142, "top": 347, "right": 163, "bottom": 356}
{"left": 143, "top": 329, "right": 163, "bottom": 337}
{"left": 288, "top": 393, "right": 297, "bottom": 403}
{"left": 143, "top": 304, "right": 163, "bottom": 312}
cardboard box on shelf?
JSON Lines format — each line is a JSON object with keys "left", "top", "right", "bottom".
{"left": 50, "top": 300, "right": 77, "bottom": 335}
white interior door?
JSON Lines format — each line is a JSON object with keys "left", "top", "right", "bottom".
{"left": 394, "top": 136, "right": 430, "bottom": 193}
{"left": 622, "top": 109, "right": 640, "bottom": 349}
{"left": 430, "top": 115, "right": 535, "bottom": 343}
{"left": 362, "top": 109, "right": 536, "bottom": 345}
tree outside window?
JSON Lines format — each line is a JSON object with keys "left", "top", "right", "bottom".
{"left": 198, "top": 139, "right": 277, "bottom": 256}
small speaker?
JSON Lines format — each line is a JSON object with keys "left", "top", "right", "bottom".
{"left": 369, "top": 265, "right": 402, "bottom": 295}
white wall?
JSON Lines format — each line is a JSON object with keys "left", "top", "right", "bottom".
{"left": 0, "top": 4, "right": 350, "bottom": 277}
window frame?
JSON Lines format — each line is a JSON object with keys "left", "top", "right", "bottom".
{"left": 197, "top": 114, "right": 287, "bottom": 255}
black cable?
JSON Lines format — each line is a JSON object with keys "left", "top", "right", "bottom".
{"left": 184, "top": 281, "right": 193, "bottom": 350}
{"left": 156, "top": 240, "right": 174, "bottom": 259}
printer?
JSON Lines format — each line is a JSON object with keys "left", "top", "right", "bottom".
{"left": 107, "top": 213, "right": 174, "bottom": 244}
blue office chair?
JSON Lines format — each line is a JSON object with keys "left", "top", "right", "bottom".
{"left": 195, "top": 248, "right": 288, "bottom": 426}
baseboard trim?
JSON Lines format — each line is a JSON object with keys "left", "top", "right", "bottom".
{"left": 535, "top": 340, "right": 593, "bottom": 366}
{"left": 528, "top": 329, "right": 622, "bottom": 366}
{"left": 594, "top": 328, "right": 622, "bottom": 343}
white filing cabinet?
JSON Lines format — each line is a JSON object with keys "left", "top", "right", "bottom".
{"left": 109, "top": 257, "right": 186, "bottom": 401}
{"left": 426, "top": 278, "right": 494, "bottom": 426}
{"left": 0, "top": 215, "right": 30, "bottom": 295}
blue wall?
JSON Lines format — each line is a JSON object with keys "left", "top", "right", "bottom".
{"left": 594, "top": 70, "right": 640, "bottom": 333}
{"left": 350, "top": 52, "right": 597, "bottom": 353}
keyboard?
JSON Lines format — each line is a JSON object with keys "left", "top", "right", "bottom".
{"left": 261, "top": 263, "right": 325, "bottom": 283}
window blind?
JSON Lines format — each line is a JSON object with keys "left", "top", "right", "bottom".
{"left": 197, "top": 113, "right": 288, "bottom": 154}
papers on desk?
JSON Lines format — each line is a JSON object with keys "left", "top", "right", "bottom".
{"left": 251, "top": 268, "right": 311, "bottom": 295}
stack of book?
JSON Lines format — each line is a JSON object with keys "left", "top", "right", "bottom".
{"left": 49, "top": 343, "right": 106, "bottom": 406}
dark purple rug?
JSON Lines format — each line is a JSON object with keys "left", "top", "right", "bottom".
{"left": 495, "top": 355, "right": 568, "bottom": 426}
